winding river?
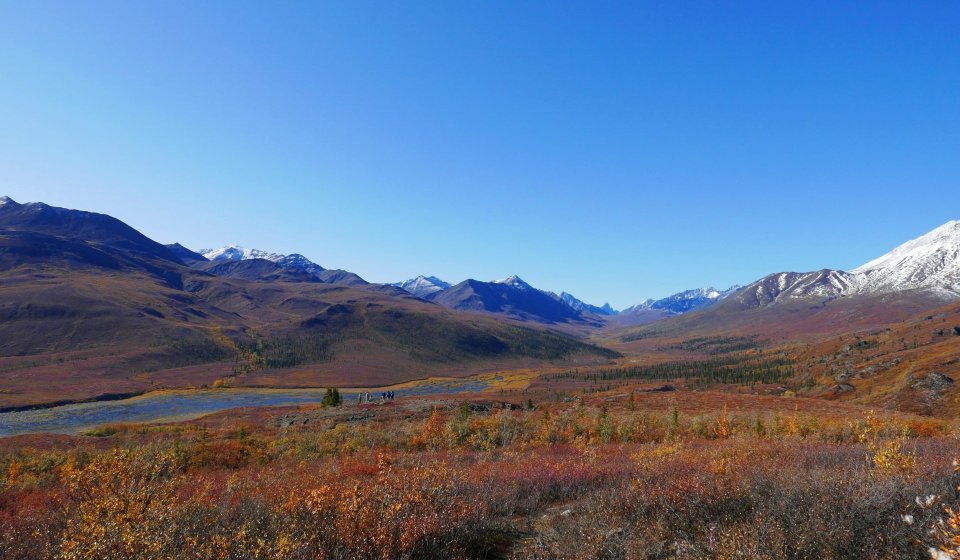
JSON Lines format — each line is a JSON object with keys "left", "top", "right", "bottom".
{"left": 0, "top": 377, "right": 491, "bottom": 437}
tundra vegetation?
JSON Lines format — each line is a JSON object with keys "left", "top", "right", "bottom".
{"left": 1, "top": 386, "right": 959, "bottom": 559}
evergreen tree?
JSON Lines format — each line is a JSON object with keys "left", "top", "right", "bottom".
{"left": 321, "top": 387, "right": 342, "bottom": 407}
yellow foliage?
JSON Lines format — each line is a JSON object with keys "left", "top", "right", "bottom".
{"left": 58, "top": 448, "right": 182, "bottom": 560}
{"left": 5, "top": 457, "right": 21, "bottom": 489}
{"left": 869, "top": 437, "right": 917, "bottom": 477}
{"left": 411, "top": 407, "right": 446, "bottom": 450}
{"left": 714, "top": 406, "right": 731, "bottom": 439}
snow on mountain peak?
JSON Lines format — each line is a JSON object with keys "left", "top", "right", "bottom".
{"left": 0, "top": 196, "right": 16, "bottom": 207}
{"left": 495, "top": 275, "right": 532, "bottom": 290}
{"left": 276, "top": 253, "right": 325, "bottom": 274}
{"left": 623, "top": 286, "right": 739, "bottom": 316}
{"left": 850, "top": 220, "right": 960, "bottom": 297}
{"left": 199, "top": 245, "right": 325, "bottom": 274}
{"left": 419, "top": 275, "right": 450, "bottom": 286}
{"left": 392, "top": 275, "right": 451, "bottom": 297}
{"left": 200, "top": 245, "right": 285, "bottom": 263}
{"left": 854, "top": 221, "right": 960, "bottom": 272}
{"left": 736, "top": 220, "right": 960, "bottom": 306}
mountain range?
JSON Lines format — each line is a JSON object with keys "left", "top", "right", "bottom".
{"left": 2, "top": 195, "right": 960, "bottom": 409}
{"left": 6, "top": 196, "right": 960, "bottom": 328}
{"left": 731, "top": 220, "right": 960, "bottom": 308}
{"left": 0, "top": 197, "right": 617, "bottom": 409}
{"left": 193, "top": 220, "right": 960, "bottom": 326}
{"left": 195, "top": 244, "right": 368, "bottom": 286}
{"left": 611, "top": 286, "right": 740, "bottom": 325}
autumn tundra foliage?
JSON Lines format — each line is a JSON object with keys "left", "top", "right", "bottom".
{"left": 1, "top": 392, "right": 959, "bottom": 559}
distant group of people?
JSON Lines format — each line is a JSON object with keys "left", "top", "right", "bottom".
{"left": 358, "top": 390, "right": 395, "bottom": 404}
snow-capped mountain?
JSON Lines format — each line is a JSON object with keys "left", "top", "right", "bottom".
{"left": 494, "top": 275, "right": 535, "bottom": 290}
{"left": 624, "top": 286, "right": 738, "bottom": 316}
{"left": 852, "top": 220, "right": 960, "bottom": 298}
{"left": 735, "top": 220, "right": 960, "bottom": 307}
{"left": 200, "top": 245, "right": 325, "bottom": 274}
{"left": 558, "top": 292, "right": 617, "bottom": 316}
{"left": 733, "top": 270, "right": 856, "bottom": 307}
{"left": 274, "top": 254, "right": 325, "bottom": 276}
{"left": 191, "top": 244, "right": 369, "bottom": 285}
{"left": 392, "top": 275, "right": 451, "bottom": 297}
{"left": 200, "top": 245, "right": 285, "bottom": 262}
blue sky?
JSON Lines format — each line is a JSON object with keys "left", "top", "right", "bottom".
{"left": 1, "top": 1, "right": 957, "bottom": 308}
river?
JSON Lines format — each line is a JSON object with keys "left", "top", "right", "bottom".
{"left": 0, "top": 377, "right": 492, "bottom": 437}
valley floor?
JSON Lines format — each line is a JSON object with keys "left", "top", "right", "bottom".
{"left": 2, "top": 384, "right": 959, "bottom": 559}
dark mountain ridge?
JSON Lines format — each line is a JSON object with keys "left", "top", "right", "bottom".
{"left": 0, "top": 197, "right": 180, "bottom": 264}
{"left": 427, "top": 277, "right": 591, "bottom": 325}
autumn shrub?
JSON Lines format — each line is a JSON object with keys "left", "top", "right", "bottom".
{"left": 512, "top": 439, "right": 956, "bottom": 560}
{"left": 57, "top": 448, "right": 182, "bottom": 560}
{"left": 0, "top": 399, "right": 955, "bottom": 559}
{"left": 285, "top": 455, "right": 484, "bottom": 559}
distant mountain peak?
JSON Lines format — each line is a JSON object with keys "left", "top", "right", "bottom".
{"left": 558, "top": 291, "right": 618, "bottom": 315}
{"left": 198, "top": 245, "right": 328, "bottom": 278}
{"left": 623, "top": 286, "right": 738, "bottom": 316}
{"left": 392, "top": 275, "right": 451, "bottom": 297}
{"left": 276, "top": 253, "right": 325, "bottom": 274}
{"left": 200, "top": 245, "right": 284, "bottom": 263}
{"left": 495, "top": 275, "right": 532, "bottom": 290}
{"left": 0, "top": 196, "right": 17, "bottom": 207}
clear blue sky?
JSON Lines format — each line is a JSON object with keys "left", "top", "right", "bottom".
{"left": 1, "top": 2, "right": 958, "bottom": 308}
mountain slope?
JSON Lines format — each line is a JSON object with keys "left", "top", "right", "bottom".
{"left": 199, "top": 258, "right": 323, "bottom": 283}
{"left": 166, "top": 243, "right": 208, "bottom": 265}
{"left": 853, "top": 220, "right": 960, "bottom": 298}
{"left": 730, "top": 270, "right": 856, "bottom": 308}
{"left": 0, "top": 197, "right": 180, "bottom": 264}
{"left": 314, "top": 269, "right": 369, "bottom": 286}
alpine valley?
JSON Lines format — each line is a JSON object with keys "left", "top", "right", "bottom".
{"left": 7, "top": 7, "right": 960, "bottom": 558}
{"left": 1, "top": 196, "right": 959, "bottom": 419}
